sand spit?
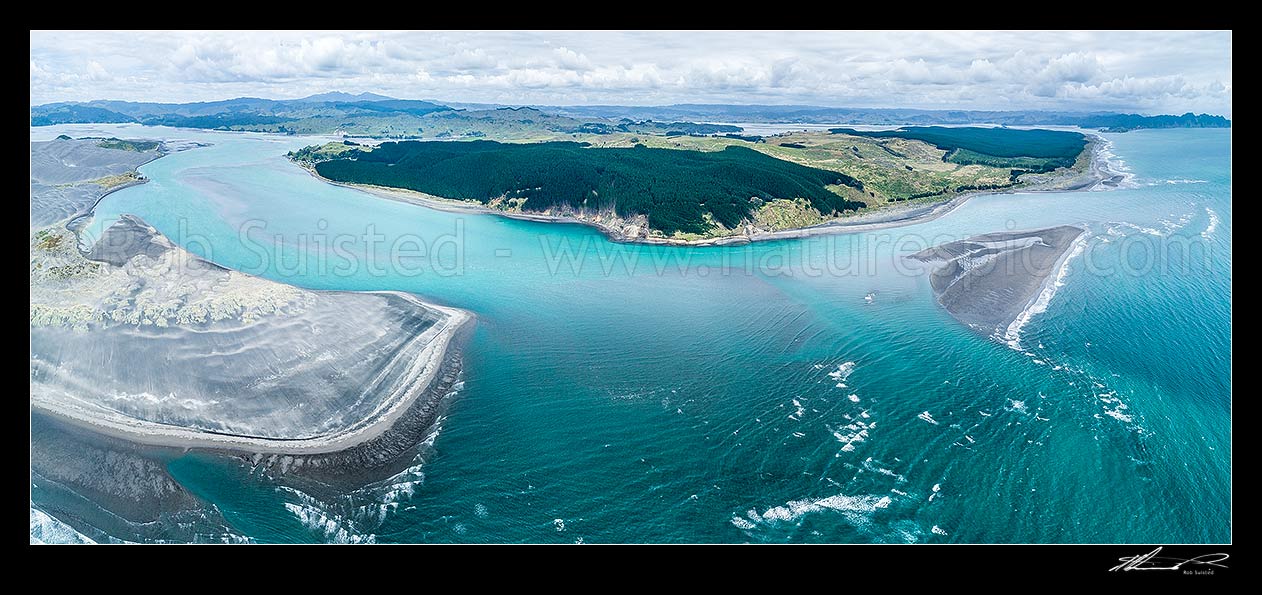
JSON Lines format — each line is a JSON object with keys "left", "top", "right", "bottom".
{"left": 30, "top": 138, "right": 472, "bottom": 456}
{"left": 906, "top": 225, "right": 1086, "bottom": 336}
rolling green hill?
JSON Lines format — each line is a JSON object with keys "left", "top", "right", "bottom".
{"left": 30, "top": 97, "right": 739, "bottom": 140}
{"left": 829, "top": 126, "right": 1087, "bottom": 173}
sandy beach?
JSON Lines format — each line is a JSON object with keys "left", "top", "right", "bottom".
{"left": 907, "top": 225, "right": 1087, "bottom": 336}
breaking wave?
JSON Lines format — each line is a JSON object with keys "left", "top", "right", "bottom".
{"left": 737, "top": 492, "right": 892, "bottom": 527}
{"left": 1002, "top": 232, "right": 1088, "bottom": 350}
{"left": 30, "top": 507, "right": 95, "bottom": 544}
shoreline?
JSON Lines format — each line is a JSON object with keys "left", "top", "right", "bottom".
{"left": 907, "top": 225, "right": 1087, "bottom": 340}
{"left": 298, "top": 134, "right": 1114, "bottom": 246}
{"left": 61, "top": 140, "right": 210, "bottom": 234}
{"left": 63, "top": 176, "right": 151, "bottom": 234}
{"left": 999, "top": 228, "right": 1090, "bottom": 349}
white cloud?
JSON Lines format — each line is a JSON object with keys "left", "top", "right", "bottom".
{"left": 85, "top": 60, "right": 110, "bottom": 81}
{"left": 28, "top": 30, "right": 1232, "bottom": 116}
{"left": 552, "top": 46, "right": 592, "bottom": 71}
{"left": 1026, "top": 52, "right": 1104, "bottom": 97}
{"left": 459, "top": 48, "right": 498, "bottom": 70}
{"left": 965, "top": 59, "right": 1000, "bottom": 83}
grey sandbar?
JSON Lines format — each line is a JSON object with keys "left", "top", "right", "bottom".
{"left": 906, "top": 225, "right": 1086, "bottom": 335}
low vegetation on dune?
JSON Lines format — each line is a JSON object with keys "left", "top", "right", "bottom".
{"left": 86, "top": 171, "right": 144, "bottom": 189}
{"left": 95, "top": 138, "right": 160, "bottom": 152}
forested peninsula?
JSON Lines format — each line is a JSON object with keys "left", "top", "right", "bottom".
{"left": 291, "top": 126, "right": 1099, "bottom": 243}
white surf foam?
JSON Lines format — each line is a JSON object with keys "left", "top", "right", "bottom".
{"left": 30, "top": 508, "right": 95, "bottom": 544}
{"left": 1203, "top": 207, "right": 1220, "bottom": 239}
{"left": 1103, "top": 409, "right": 1134, "bottom": 423}
{"left": 830, "top": 418, "right": 875, "bottom": 452}
{"left": 861, "top": 457, "right": 907, "bottom": 482}
{"left": 371, "top": 460, "right": 427, "bottom": 505}
{"left": 283, "top": 501, "right": 376, "bottom": 544}
{"left": 1093, "top": 138, "right": 1139, "bottom": 190}
{"left": 1158, "top": 211, "right": 1195, "bottom": 234}
{"left": 1002, "top": 231, "right": 1089, "bottom": 350}
{"left": 828, "top": 362, "right": 856, "bottom": 381}
{"left": 1097, "top": 391, "right": 1134, "bottom": 424}
{"left": 917, "top": 411, "right": 939, "bottom": 425}
{"left": 745, "top": 493, "right": 892, "bottom": 525}
{"left": 1105, "top": 221, "right": 1164, "bottom": 238}
{"left": 279, "top": 485, "right": 380, "bottom": 543}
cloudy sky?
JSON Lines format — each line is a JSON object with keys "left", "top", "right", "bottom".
{"left": 30, "top": 30, "right": 1232, "bottom": 115}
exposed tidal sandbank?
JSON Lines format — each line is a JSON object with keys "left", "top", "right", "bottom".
{"left": 906, "top": 225, "right": 1087, "bottom": 337}
{"left": 30, "top": 137, "right": 472, "bottom": 457}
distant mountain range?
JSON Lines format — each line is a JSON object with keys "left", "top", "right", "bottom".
{"left": 30, "top": 93, "right": 1230, "bottom": 135}
{"left": 29, "top": 95, "right": 450, "bottom": 131}
{"left": 538, "top": 104, "right": 1231, "bottom": 132}
{"left": 28, "top": 95, "right": 739, "bottom": 139}
{"left": 293, "top": 91, "right": 396, "bottom": 103}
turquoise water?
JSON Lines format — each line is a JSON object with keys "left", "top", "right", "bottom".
{"left": 31, "top": 126, "right": 1231, "bottom": 543}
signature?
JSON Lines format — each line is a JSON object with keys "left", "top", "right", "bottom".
{"left": 1110, "top": 547, "right": 1230, "bottom": 572}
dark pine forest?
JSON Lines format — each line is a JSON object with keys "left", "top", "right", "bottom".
{"left": 314, "top": 141, "right": 866, "bottom": 235}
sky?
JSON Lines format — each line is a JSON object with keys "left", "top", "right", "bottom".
{"left": 30, "top": 30, "right": 1232, "bottom": 115}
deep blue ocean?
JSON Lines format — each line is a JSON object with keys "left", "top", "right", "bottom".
{"left": 30, "top": 125, "right": 1230, "bottom": 543}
